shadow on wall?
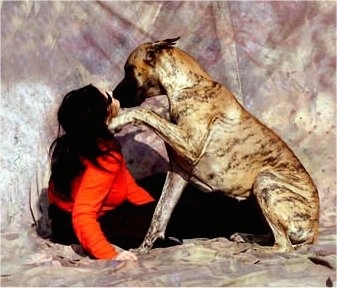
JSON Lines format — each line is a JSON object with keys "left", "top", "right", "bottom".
{"left": 116, "top": 129, "right": 169, "bottom": 179}
{"left": 32, "top": 188, "right": 52, "bottom": 240}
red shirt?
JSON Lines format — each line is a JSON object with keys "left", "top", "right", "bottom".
{"left": 48, "top": 150, "right": 154, "bottom": 259}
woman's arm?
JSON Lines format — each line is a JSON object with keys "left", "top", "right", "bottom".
{"left": 125, "top": 168, "right": 155, "bottom": 205}
{"left": 72, "top": 156, "right": 120, "bottom": 259}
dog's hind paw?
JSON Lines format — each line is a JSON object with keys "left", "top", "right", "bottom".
{"left": 230, "top": 232, "right": 273, "bottom": 246}
{"left": 251, "top": 243, "right": 294, "bottom": 253}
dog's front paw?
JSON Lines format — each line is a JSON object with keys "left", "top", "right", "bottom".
{"left": 109, "top": 109, "right": 143, "bottom": 131}
{"left": 129, "top": 245, "right": 151, "bottom": 255}
{"left": 128, "top": 248, "right": 141, "bottom": 255}
{"left": 132, "top": 238, "right": 156, "bottom": 255}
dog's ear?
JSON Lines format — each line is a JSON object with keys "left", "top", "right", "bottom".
{"left": 152, "top": 36, "right": 180, "bottom": 48}
{"left": 145, "top": 36, "right": 180, "bottom": 66}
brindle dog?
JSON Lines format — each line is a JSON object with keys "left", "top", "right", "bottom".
{"left": 110, "top": 37, "right": 319, "bottom": 254}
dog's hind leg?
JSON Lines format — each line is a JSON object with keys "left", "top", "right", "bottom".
{"left": 134, "top": 168, "right": 189, "bottom": 254}
{"left": 252, "top": 171, "right": 319, "bottom": 253}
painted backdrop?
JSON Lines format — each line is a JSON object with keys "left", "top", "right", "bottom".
{"left": 1, "top": 2, "right": 336, "bottom": 286}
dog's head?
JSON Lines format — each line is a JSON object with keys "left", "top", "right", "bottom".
{"left": 113, "top": 37, "right": 180, "bottom": 108}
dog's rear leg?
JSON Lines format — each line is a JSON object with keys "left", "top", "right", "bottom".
{"left": 135, "top": 170, "right": 188, "bottom": 254}
{"left": 252, "top": 171, "right": 318, "bottom": 253}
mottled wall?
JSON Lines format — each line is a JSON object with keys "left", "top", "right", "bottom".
{"left": 1, "top": 1, "right": 335, "bottom": 230}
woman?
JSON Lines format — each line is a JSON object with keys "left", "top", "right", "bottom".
{"left": 48, "top": 84, "right": 174, "bottom": 261}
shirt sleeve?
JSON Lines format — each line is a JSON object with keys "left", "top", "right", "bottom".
{"left": 125, "top": 168, "right": 155, "bottom": 205}
{"left": 72, "top": 155, "right": 120, "bottom": 259}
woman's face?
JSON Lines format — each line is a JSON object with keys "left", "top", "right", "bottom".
{"left": 103, "top": 90, "right": 120, "bottom": 124}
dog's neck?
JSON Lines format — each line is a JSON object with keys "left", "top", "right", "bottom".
{"left": 156, "top": 48, "right": 213, "bottom": 95}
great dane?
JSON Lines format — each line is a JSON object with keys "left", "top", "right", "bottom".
{"left": 110, "top": 37, "right": 319, "bottom": 253}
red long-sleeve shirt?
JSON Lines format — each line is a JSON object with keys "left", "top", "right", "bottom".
{"left": 48, "top": 150, "right": 154, "bottom": 259}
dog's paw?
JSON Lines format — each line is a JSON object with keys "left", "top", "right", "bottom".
{"left": 230, "top": 232, "right": 247, "bottom": 243}
{"left": 251, "top": 243, "right": 294, "bottom": 254}
{"left": 129, "top": 246, "right": 150, "bottom": 255}
{"left": 230, "top": 232, "right": 274, "bottom": 246}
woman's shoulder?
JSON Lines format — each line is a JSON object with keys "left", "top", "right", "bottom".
{"left": 82, "top": 146, "right": 124, "bottom": 173}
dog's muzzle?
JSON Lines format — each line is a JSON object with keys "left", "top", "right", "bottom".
{"left": 113, "top": 77, "right": 145, "bottom": 108}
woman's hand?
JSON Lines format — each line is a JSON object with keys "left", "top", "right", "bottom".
{"left": 115, "top": 250, "right": 138, "bottom": 261}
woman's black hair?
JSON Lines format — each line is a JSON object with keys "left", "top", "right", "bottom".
{"left": 49, "top": 84, "right": 120, "bottom": 200}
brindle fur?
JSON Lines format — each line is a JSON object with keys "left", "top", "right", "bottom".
{"left": 110, "top": 37, "right": 320, "bottom": 253}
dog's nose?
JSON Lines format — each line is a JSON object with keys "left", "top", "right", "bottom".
{"left": 112, "top": 80, "right": 129, "bottom": 106}
{"left": 113, "top": 78, "right": 141, "bottom": 108}
{"left": 112, "top": 80, "right": 124, "bottom": 99}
